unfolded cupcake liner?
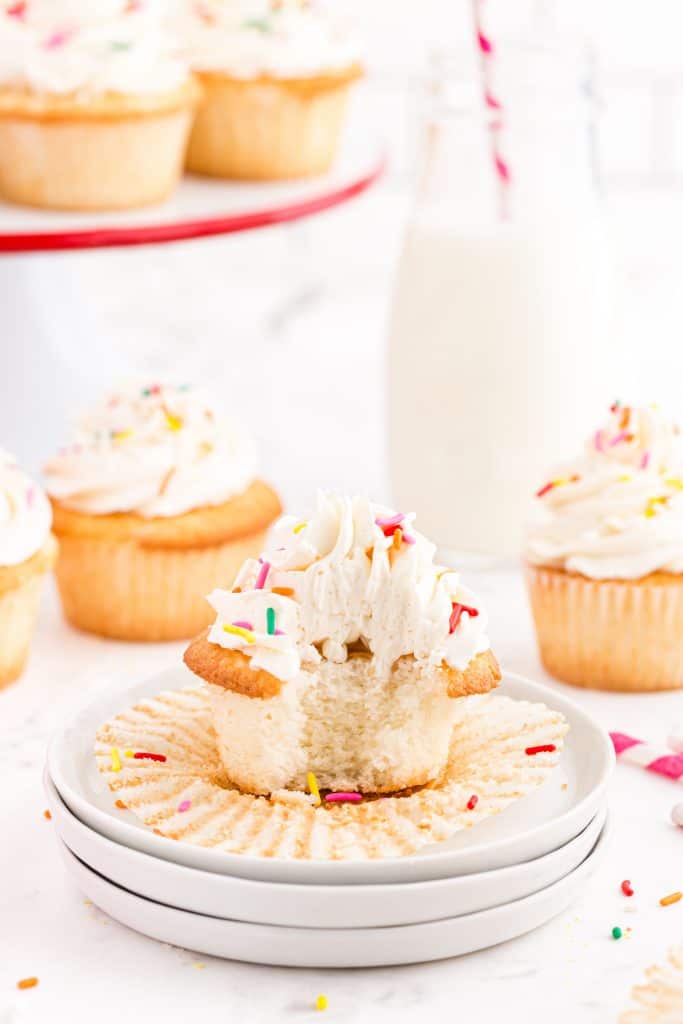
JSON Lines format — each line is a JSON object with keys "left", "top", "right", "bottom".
{"left": 95, "top": 685, "right": 568, "bottom": 861}
{"left": 186, "top": 73, "right": 354, "bottom": 180}
{"left": 526, "top": 565, "right": 683, "bottom": 692}
{"left": 0, "top": 105, "right": 193, "bottom": 210}
{"left": 55, "top": 530, "right": 268, "bottom": 642}
{"left": 620, "top": 946, "right": 683, "bottom": 1023}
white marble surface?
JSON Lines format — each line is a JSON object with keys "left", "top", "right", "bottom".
{"left": 1, "top": 572, "right": 682, "bottom": 1024}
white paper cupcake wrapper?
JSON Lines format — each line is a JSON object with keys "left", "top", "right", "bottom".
{"left": 95, "top": 686, "right": 568, "bottom": 862}
{"left": 620, "top": 946, "right": 683, "bottom": 1023}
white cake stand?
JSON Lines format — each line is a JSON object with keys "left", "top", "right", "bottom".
{"left": 0, "top": 138, "right": 385, "bottom": 469}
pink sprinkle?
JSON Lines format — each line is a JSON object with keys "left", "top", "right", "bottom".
{"left": 44, "top": 28, "right": 73, "bottom": 49}
{"left": 26, "top": 486, "right": 35, "bottom": 506}
{"left": 274, "top": 629, "right": 284, "bottom": 636}
{"left": 375, "top": 513, "right": 405, "bottom": 529}
{"left": 609, "top": 430, "right": 629, "bottom": 448}
{"left": 641, "top": 451, "right": 651, "bottom": 470}
{"left": 477, "top": 30, "right": 493, "bottom": 54}
{"left": 647, "top": 755, "right": 683, "bottom": 780}
{"left": 325, "top": 792, "right": 363, "bottom": 804}
{"left": 594, "top": 429, "right": 606, "bottom": 452}
{"left": 401, "top": 532, "right": 416, "bottom": 545}
{"left": 609, "top": 732, "right": 642, "bottom": 755}
{"left": 485, "top": 91, "right": 501, "bottom": 110}
{"left": 232, "top": 620, "right": 253, "bottom": 631}
{"left": 254, "top": 561, "right": 270, "bottom": 590}
{"left": 494, "top": 154, "right": 510, "bottom": 183}
{"left": 177, "top": 800, "right": 191, "bottom": 813}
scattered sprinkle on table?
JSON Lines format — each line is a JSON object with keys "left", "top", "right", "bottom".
{"left": 659, "top": 891, "right": 682, "bottom": 907}
{"left": 621, "top": 879, "right": 634, "bottom": 897}
{"left": 612, "top": 926, "right": 622, "bottom": 940}
{"left": 17, "top": 977, "right": 38, "bottom": 990}
{"left": 43, "top": 809, "right": 51, "bottom": 820}
{"left": 466, "top": 795, "right": 478, "bottom": 811}
{"left": 525, "top": 744, "right": 556, "bottom": 756}
{"left": 325, "top": 792, "right": 362, "bottom": 804}
{"left": 316, "top": 995, "right": 328, "bottom": 1011}
{"left": 110, "top": 747, "right": 121, "bottom": 772}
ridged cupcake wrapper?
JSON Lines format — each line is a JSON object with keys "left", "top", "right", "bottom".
{"left": 55, "top": 531, "right": 268, "bottom": 642}
{"left": 186, "top": 75, "right": 352, "bottom": 180}
{"left": 0, "top": 573, "right": 47, "bottom": 688}
{"left": 0, "top": 108, "right": 193, "bottom": 210}
{"left": 620, "top": 946, "right": 683, "bottom": 1023}
{"left": 526, "top": 565, "right": 683, "bottom": 692}
{"left": 95, "top": 686, "right": 568, "bottom": 862}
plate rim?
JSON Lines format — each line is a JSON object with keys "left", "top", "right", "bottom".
{"left": 47, "top": 666, "right": 615, "bottom": 884}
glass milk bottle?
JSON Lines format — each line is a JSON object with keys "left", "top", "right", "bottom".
{"left": 387, "top": 44, "right": 615, "bottom": 562}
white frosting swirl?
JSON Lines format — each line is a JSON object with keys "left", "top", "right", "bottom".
{"left": 176, "top": 0, "right": 360, "bottom": 79}
{"left": 0, "top": 449, "right": 52, "bottom": 566}
{"left": 526, "top": 403, "right": 683, "bottom": 579}
{"left": 207, "top": 491, "right": 490, "bottom": 682}
{"left": 0, "top": 0, "right": 189, "bottom": 95}
{"left": 44, "top": 382, "right": 257, "bottom": 518}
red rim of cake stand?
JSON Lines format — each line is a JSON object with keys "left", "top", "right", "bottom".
{"left": 0, "top": 154, "right": 386, "bottom": 254}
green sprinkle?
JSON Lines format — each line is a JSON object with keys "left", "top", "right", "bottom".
{"left": 111, "top": 40, "right": 131, "bottom": 51}
{"left": 612, "top": 926, "right": 622, "bottom": 940}
{"left": 242, "top": 16, "right": 271, "bottom": 32}
{"left": 266, "top": 607, "right": 275, "bottom": 636}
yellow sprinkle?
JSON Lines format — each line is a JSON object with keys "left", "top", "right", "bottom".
{"left": 293, "top": 521, "right": 308, "bottom": 534}
{"left": 222, "top": 624, "right": 255, "bottom": 643}
{"left": 307, "top": 771, "right": 321, "bottom": 807}
{"left": 165, "top": 413, "right": 183, "bottom": 432}
{"left": 617, "top": 475, "right": 631, "bottom": 483}
{"left": 315, "top": 995, "right": 328, "bottom": 1011}
{"left": 645, "top": 496, "right": 667, "bottom": 518}
{"left": 124, "top": 750, "right": 134, "bottom": 758}
{"left": 112, "top": 429, "right": 133, "bottom": 442}
{"left": 193, "top": 962, "right": 206, "bottom": 969}
{"left": 665, "top": 476, "right": 683, "bottom": 490}
{"left": 551, "top": 477, "right": 570, "bottom": 487}
{"left": 110, "top": 747, "right": 121, "bottom": 772}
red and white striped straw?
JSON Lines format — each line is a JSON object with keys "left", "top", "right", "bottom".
{"left": 610, "top": 732, "right": 683, "bottom": 782}
{"left": 471, "top": 0, "right": 511, "bottom": 219}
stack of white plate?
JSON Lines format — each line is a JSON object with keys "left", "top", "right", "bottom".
{"left": 45, "top": 670, "right": 614, "bottom": 968}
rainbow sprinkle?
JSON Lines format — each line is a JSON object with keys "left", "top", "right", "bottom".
{"left": 293, "top": 522, "right": 307, "bottom": 534}
{"left": 641, "top": 451, "right": 651, "bottom": 470}
{"left": 375, "top": 513, "right": 405, "bottom": 529}
{"left": 254, "top": 561, "right": 270, "bottom": 590}
{"left": 223, "top": 624, "right": 255, "bottom": 643}
{"left": 110, "top": 748, "right": 121, "bottom": 772}
{"left": 536, "top": 474, "right": 581, "bottom": 499}
{"left": 266, "top": 607, "right": 275, "bottom": 635}
{"left": 325, "top": 792, "right": 363, "bottom": 804}
{"left": 165, "top": 412, "right": 183, "bottom": 432}
{"left": 644, "top": 496, "right": 667, "bottom": 518}
{"left": 315, "top": 995, "right": 328, "bottom": 1012}
{"left": 177, "top": 800, "right": 191, "bottom": 813}
{"left": 307, "top": 771, "right": 321, "bottom": 807}
{"left": 112, "top": 429, "right": 133, "bottom": 442}
{"left": 449, "top": 602, "right": 479, "bottom": 634}
{"left": 232, "top": 620, "right": 253, "bottom": 630}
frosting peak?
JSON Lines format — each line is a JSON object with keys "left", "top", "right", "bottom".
{"left": 44, "top": 382, "right": 257, "bottom": 518}
{"left": 526, "top": 403, "right": 683, "bottom": 579}
{"left": 207, "top": 491, "right": 490, "bottom": 682}
{"left": 0, "top": 449, "right": 52, "bottom": 566}
{"left": 0, "top": 0, "right": 189, "bottom": 95}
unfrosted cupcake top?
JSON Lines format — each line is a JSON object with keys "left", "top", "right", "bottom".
{"left": 206, "top": 491, "right": 490, "bottom": 682}
{"left": 526, "top": 402, "right": 683, "bottom": 579}
{"left": 176, "top": 0, "right": 360, "bottom": 79}
{"left": 44, "top": 382, "right": 257, "bottom": 518}
{"left": 0, "top": 449, "right": 52, "bottom": 567}
{"left": 0, "top": 0, "right": 189, "bottom": 95}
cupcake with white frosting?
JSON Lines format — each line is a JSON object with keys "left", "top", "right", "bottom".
{"left": 178, "top": 0, "right": 362, "bottom": 180}
{"left": 526, "top": 402, "right": 683, "bottom": 691}
{"left": 0, "top": 0, "right": 200, "bottom": 210}
{"left": 184, "top": 491, "right": 501, "bottom": 795}
{"left": 0, "top": 450, "right": 57, "bottom": 687}
{"left": 44, "top": 382, "right": 281, "bottom": 641}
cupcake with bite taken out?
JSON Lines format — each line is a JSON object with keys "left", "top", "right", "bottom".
{"left": 0, "top": 0, "right": 200, "bottom": 210}
{"left": 184, "top": 491, "right": 501, "bottom": 795}
{"left": 526, "top": 402, "right": 683, "bottom": 691}
{"left": 0, "top": 450, "right": 57, "bottom": 687}
{"left": 44, "top": 382, "right": 281, "bottom": 642}
{"left": 179, "top": 0, "right": 362, "bottom": 180}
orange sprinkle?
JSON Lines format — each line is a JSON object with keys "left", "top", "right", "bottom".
{"left": 43, "top": 809, "right": 51, "bottom": 820}
{"left": 272, "top": 587, "right": 294, "bottom": 597}
{"left": 659, "top": 891, "right": 682, "bottom": 907}
{"left": 17, "top": 978, "right": 38, "bottom": 990}
{"left": 232, "top": 586, "right": 242, "bottom": 593}
{"left": 115, "top": 800, "right": 127, "bottom": 809}
{"left": 393, "top": 528, "right": 403, "bottom": 550}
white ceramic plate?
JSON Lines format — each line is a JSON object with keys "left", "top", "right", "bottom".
{"left": 47, "top": 667, "right": 614, "bottom": 885}
{"left": 45, "top": 772, "right": 607, "bottom": 929}
{"left": 56, "top": 823, "right": 609, "bottom": 967}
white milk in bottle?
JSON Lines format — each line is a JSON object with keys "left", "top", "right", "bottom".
{"left": 387, "top": 45, "right": 616, "bottom": 561}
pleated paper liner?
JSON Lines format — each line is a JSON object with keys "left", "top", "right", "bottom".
{"left": 620, "top": 946, "right": 683, "bottom": 1024}
{"left": 94, "top": 687, "right": 569, "bottom": 861}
